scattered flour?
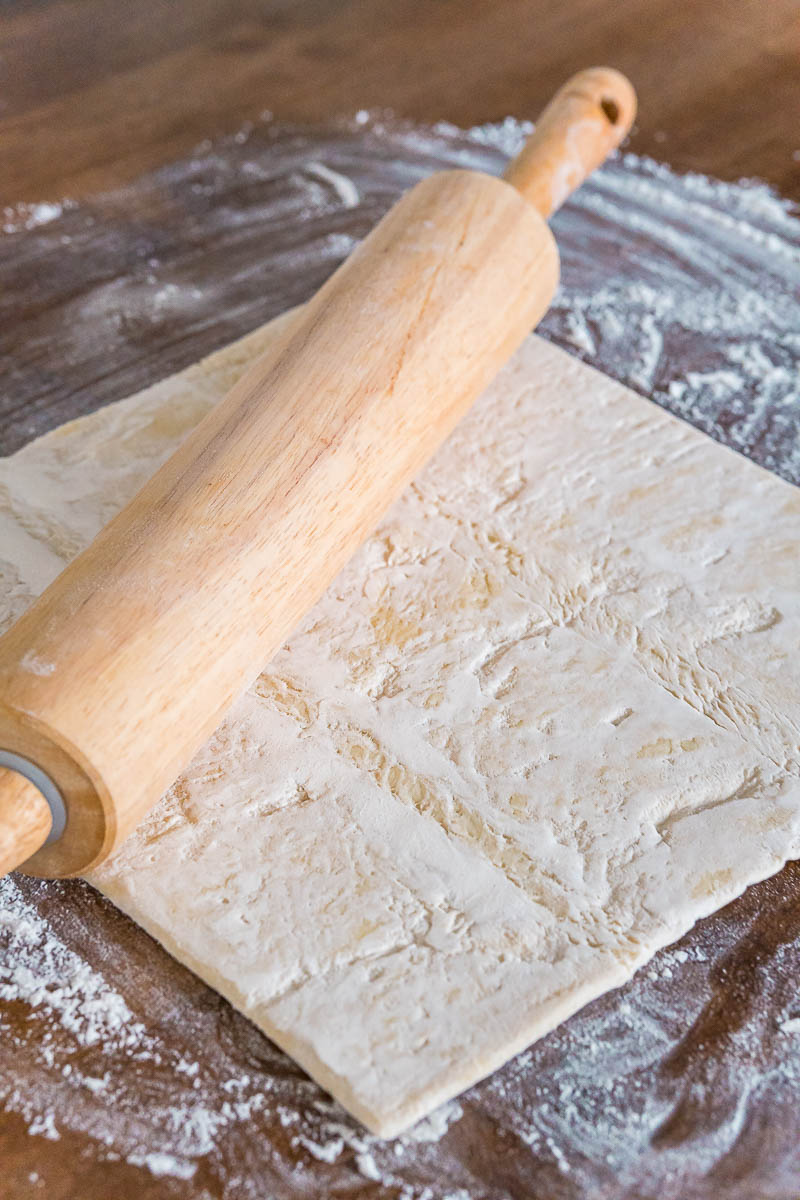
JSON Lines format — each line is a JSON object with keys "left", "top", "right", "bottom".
{"left": 2, "top": 200, "right": 74, "bottom": 234}
{"left": 0, "top": 880, "right": 146, "bottom": 1051}
{"left": 304, "top": 160, "right": 361, "bottom": 208}
{"left": 126, "top": 1150, "right": 197, "bottom": 1180}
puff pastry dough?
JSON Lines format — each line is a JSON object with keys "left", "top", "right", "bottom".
{"left": 1, "top": 319, "right": 798, "bottom": 1135}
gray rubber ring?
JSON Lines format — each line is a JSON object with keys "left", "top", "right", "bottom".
{"left": 0, "top": 750, "right": 67, "bottom": 846}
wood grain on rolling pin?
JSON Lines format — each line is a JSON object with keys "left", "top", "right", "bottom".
{"left": 0, "top": 171, "right": 557, "bottom": 877}
{"left": 0, "top": 68, "right": 635, "bottom": 878}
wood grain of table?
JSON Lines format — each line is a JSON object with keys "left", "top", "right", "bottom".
{"left": 2, "top": 0, "right": 799, "bottom": 206}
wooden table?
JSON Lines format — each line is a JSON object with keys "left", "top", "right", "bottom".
{"left": 3, "top": 0, "right": 799, "bottom": 205}
{"left": 2, "top": 3, "right": 800, "bottom": 1198}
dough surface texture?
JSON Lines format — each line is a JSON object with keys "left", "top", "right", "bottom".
{"left": 1, "top": 320, "right": 798, "bottom": 1136}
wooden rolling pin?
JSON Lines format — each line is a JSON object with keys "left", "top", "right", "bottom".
{"left": 0, "top": 68, "right": 636, "bottom": 878}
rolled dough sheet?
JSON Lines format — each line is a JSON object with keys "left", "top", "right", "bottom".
{"left": 1, "top": 318, "right": 799, "bottom": 1137}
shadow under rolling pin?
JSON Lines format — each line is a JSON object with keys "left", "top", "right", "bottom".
{"left": 0, "top": 68, "right": 636, "bottom": 879}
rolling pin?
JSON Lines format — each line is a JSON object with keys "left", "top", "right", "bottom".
{"left": 0, "top": 68, "right": 636, "bottom": 879}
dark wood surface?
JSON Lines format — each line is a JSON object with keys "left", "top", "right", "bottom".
{"left": 2, "top": 0, "right": 799, "bottom": 206}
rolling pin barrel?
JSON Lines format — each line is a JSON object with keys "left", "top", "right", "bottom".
{"left": 0, "top": 68, "right": 635, "bottom": 878}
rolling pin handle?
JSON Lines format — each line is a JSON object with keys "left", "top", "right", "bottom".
{"left": 0, "top": 763, "right": 59, "bottom": 876}
{"left": 503, "top": 66, "right": 637, "bottom": 218}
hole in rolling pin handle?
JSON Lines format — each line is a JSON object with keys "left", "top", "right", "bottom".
{"left": 600, "top": 97, "right": 620, "bottom": 124}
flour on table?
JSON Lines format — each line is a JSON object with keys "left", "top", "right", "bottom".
{"left": 1, "top": 319, "right": 797, "bottom": 1136}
